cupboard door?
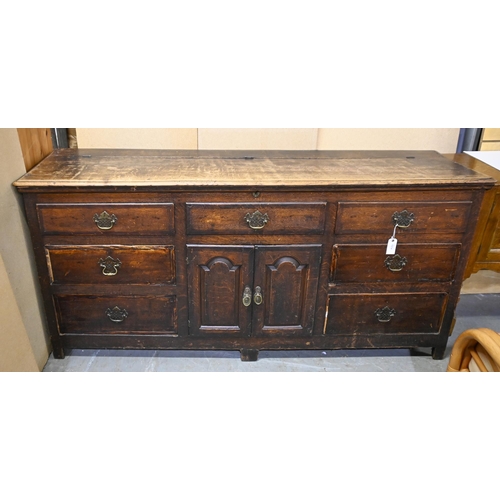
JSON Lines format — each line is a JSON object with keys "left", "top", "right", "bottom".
{"left": 187, "top": 245, "right": 254, "bottom": 336}
{"left": 252, "top": 245, "right": 322, "bottom": 336}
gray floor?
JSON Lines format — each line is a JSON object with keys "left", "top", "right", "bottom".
{"left": 43, "top": 293, "right": 500, "bottom": 372}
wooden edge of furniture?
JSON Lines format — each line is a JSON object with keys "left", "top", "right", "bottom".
{"left": 444, "top": 153, "right": 500, "bottom": 279}
{"left": 17, "top": 128, "right": 54, "bottom": 172}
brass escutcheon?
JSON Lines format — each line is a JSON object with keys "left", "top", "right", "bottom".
{"left": 93, "top": 211, "right": 118, "bottom": 230}
{"left": 374, "top": 306, "right": 396, "bottom": 322}
{"left": 392, "top": 210, "right": 415, "bottom": 228}
{"left": 99, "top": 255, "right": 121, "bottom": 276}
{"left": 106, "top": 306, "right": 128, "bottom": 323}
{"left": 384, "top": 254, "right": 408, "bottom": 272}
{"left": 244, "top": 210, "right": 269, "bottom": 230}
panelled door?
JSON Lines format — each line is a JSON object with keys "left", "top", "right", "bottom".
{"left": 187, "top": 244, "right": 321, "bottom": 337}
{"left": 186, "top": 245, "right": 254, "bottom": 336}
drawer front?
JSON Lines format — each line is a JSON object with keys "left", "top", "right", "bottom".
{"left": 46, "top": 245, "right": 176, "bottom": 285}
{"left": 186, "top": 202, "right": 326, "bottom": 235}
{"left": 54, "top": 295, "right": 177, "bottom": 334}
{"left": 38, "top": 203, "right": 175, "bottom": 235}
{"left": 331, "top": 243, "right": 461, "bottom": 283}
{"left": 335, "top": 201, "right": 472, "bottom": 234}
{"left": 325, "top": 293, "right": 449, "bottom": 335}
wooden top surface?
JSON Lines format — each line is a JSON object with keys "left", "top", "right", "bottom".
{"left": 444, "top": 153, "right": 500, "bottom": 184}
{"left": 14, "top": 149, "right": 496, "bottom": 189}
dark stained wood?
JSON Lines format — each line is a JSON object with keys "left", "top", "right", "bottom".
{"left": 432, "top": 346, "right": 447, "bottom": 360}
{"left": 45, "top": 245, "right": 175, "bottom": 285}
{"left": 335, "top": 201, "right": 472, "bottom": 234}
{"left": 324, "top": 293, "right": 449, "bottom": 335}
{"left": 37, "top": 202, "right": 175, "bottom": 235}
{"left": 186, "top": 203, "right": 326, "bottom": 235}
{"left": 187, "top": 244, "right": 321, "bottom": 338}
{"left": 186, "top": 245, "right": 254, "bottom": 335}
{"left": 331, "top": 243, "right": 461, "bottom": 283}
{"left": 54, "top": 295, "right": 177, "bottom": 334}
{"left": 21, "top": 193, "right": 65, "bottom": 358}
{"left": 58, "top": 329, "right": 454, "bottom": 351}
{"left": 252, "top": 245, "right": 321, "bottom": 336}
{"left": 240, "top": 349, "right": 259, "bottom": 361}
{"left": 12, "top": 149, "right": 496, "bottom": 360}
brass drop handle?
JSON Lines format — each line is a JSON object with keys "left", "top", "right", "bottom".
{"left": 392, "top": 210, "right": 414, "bottom": 228}
{"left": 253, "top": 286, "right": 263, "bottom": 305}
{"left": 106, "top": 306, "right": 128, "bottom": 323}
{"left": 244, "top": 210, "right": 269, "bottom": 230}
{"left": 242, "top": 286, "right": 252, "bottom": 307}
{"left": 99, "top": 255, "right": 121, "bottom": 276}
{"left": 374, "top": 306, "right": 396, "bottom": 323}
{"left": 384, "top": 254, "right": 407, "bottom": 272}
{"left": 93, "top": 210, "right": 118, "bottom": 230}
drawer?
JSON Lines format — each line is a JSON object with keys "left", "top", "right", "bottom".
{"left": 186, "top": 202, "right": 326, "bottom": 235}
{"left": 335, "top": 201, "right": 472, "bottom": 234}
{"left": 324, "top": 293, "right": 449, "bottom": 335}
{"left": 37, "top": 203, "right": 175, "bottom": 235}
{"left": 45, "top": 245, "right": 176, "bottom": 285}
{"left": 54, "top": 295, "right": 177, "bottom": 334}
{"left": 331, "top": 243, "right": 461, "bottom": 283}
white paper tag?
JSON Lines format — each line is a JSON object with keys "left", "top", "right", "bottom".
{"left": 386, "top": 237, "right": 398, "bottom": 255}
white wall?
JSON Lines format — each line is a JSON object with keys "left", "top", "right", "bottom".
{"left": 76, "top": 128, "right": 460, "bottom": 154}
{"left": 317, "top": 128, "right": 460, "bottom": 153}
{"left": 0, "top": 254, "right": 39, "bottom": 371}
{"left": 0, "top": 129, "right": 50, "bottom": 371}
{"left": 76, "top": 128, "right": 198, "bottom": 149}
{"left": 197, "top": 128, "right": 318, "bottom": 150}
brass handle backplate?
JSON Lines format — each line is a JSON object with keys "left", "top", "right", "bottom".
{"left": 384, "top": 254, "right": 407, "bottom": 272}
{"left": 106, "top": 306, "right": 128, "bottom": 323}
{"left": 93, "top": 211, "right": 118, "bottom": 230}
{"left": 99, "top": 255, "right": 121, "bottom": 276}
{"left": 253, "top": 286, "right": 263, "bottom": 305}
{"left": 244, "top": 210, "right": 269, "bottom": 230}
{"left": 374, "top": 306, "right": 396, "bottom": 323}
{"left": 242, "top": 286, "right": 252, "bottom": 307}
{"left": 392, "top": 210, "right": 414, "bottom": 228}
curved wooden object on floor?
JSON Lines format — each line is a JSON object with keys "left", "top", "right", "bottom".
{"left": 447, "top": 328, "right": 500, "bottom": 372}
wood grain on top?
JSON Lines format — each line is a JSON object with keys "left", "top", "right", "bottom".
{"left": 16, "top": 128, "right": 54, "bottom": 172}
{"left": 14, "top": 149, "right": 495, "bottom": 189}
{"left": 444, "top": 153, "right": 500, "bottom": 184}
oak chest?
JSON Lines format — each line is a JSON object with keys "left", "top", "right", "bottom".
{"left": 14, "top": 149, "right": 495, "bottom": 361}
